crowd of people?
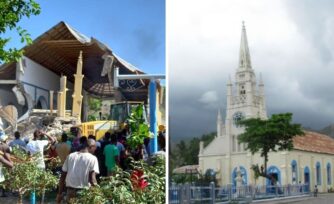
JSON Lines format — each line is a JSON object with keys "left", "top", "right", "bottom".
{"left": 0, "top": 127, "right": 165, "bottom": 203}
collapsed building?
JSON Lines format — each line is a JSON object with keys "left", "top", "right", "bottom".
{"left": 0, "top": 21, "right": 164, "bottom": 139}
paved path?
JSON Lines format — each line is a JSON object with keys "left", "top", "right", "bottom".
{"left": 256, "top": 193, "right": 334, "bottom": 204}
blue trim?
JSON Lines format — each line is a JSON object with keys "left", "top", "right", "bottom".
{"left": 304, "top": 166, "right": 310, "bottom": 174}
{"left": 232, "top": 166, "right": 248, "bottom": 186}
{"left": 291, "top": 160, "right": 298, "bottom": 183}
{"left": 327, "top": 163, "right": 331, "bottom": 185}
{"left": 316, "top": 162, "right": 321, "bottom": 185}
{"left": 266, "top": 166, "right": 281, "bottom": 186}
{"left": 304, "top": 166, "right": 310, "bottom": 185}
{"left": 149, "top": 81, "right": 158, "bottom": 153}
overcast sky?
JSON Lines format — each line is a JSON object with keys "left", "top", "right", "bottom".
{"left": 168, "top": 0, "right": 334, "bottom": 139}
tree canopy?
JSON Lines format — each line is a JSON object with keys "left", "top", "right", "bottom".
{"left": 0, "top": 0, "right": 41, "bottom": 63}
{"left": 238, "top": 113, "right": 304, "bottom": 182}
{"left": 169, "top": 132, "right": 216, "bottom": 182}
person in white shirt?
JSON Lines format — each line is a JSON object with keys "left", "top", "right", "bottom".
{"left": 26, "top": 129, "right": 56, "bottom": 169}
{"left": 56, "top": 137, "right": 99, "bottom": 203}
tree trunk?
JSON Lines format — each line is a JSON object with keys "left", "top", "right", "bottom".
{"left": 17, "top": 194, "right": 23, "bottom": 204}
{"left": 264, "top": 155, "right": 267, "bottom": 177}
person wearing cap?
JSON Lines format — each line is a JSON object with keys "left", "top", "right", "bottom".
{"left": 56, "top": 137, "right": 99, "bottom": 203}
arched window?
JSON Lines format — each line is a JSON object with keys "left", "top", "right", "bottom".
{"left": 316, "top": 162, "right": 321, "bottom": 185}
{"left": 267, "top": 166, "right": 281, "bottom": 186}
{"left": 304, "top": 166, "right": 310, "bottom": 185}
{"left": 291, "top": 160, "right": 298, "bottom": 184}
{"left": 232, "top": 166, "right": 247, "bottom": 186}
{"left": 35, "top": 95, "right": 48, "bottom": 109}
{"left": 327, "top": 163, "right": 331, "bottom": 185}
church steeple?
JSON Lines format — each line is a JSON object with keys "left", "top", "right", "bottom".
{"left": 217, "top": 108, "right": 222, "bottom": 121}
{"left": 239, "top": 21, "right": 252, "bottom": 69}
{"left": 217, "top": 108, "right": 223, "bottom": 137}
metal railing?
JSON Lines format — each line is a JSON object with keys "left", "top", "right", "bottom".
{"left": 169, "top": 183, "right": 310, "bottom": 204}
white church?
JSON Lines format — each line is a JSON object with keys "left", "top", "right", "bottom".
{"left": 198, "top": 23, "right": 334, "bottom": 193}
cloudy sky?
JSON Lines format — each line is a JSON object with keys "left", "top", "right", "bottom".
{"left": 168, "top": 0, "right": 334, "bottom": 139}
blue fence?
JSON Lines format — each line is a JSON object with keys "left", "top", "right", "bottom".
{"left": 169, "top": 183, "right": 310, "bottom": 204}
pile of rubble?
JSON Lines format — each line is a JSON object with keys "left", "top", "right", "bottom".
{"left": 17, "top": 115, "right": 80, "bottom": 140}
{"left": 1, "top": 106, "right": 80, "bottom": 141}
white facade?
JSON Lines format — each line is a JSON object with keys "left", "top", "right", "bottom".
{"left": 0, "top": 56, "right": 74, "bottom": 118}
{"left": 19, "top": 56, "right": 74, "bottom": 109}
{"left": 198, "top": 23, "right": 334, "bottom": 193}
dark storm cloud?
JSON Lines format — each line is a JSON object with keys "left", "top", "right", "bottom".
{"left": 283, "top": 0, "right": 334, "bottom": 102}
{"left": 285, "top": 0, "right": 334, "bottom": 63}
{"left": 133, "top": 28, "right": 161, "bottom": 58}
{"left": 169, "top": 0, "right": 334, "bottom": 139}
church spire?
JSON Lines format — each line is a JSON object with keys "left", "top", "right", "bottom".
{"left": 217, "top": 108, "right": 222, "bottom": 121}
{"left": 239, "top": 21, "right": 252, "bottom": 69}
{"left": 217, "top": 108, "right": 223, "bottom": 137}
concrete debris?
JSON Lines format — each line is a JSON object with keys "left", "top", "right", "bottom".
{"left": 10, "top": 110, "right": 80, "bottom": 140}
{"left": 0, "top": 105, "right": 18, "bottom": 131}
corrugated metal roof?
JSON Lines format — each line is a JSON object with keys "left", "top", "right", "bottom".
{"left": 173, "top": 165, "right": 199, "bottom": 174}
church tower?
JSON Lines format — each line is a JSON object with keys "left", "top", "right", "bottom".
{"left": 217, "top": 109, "right": 224, "bottom": 137}
{"left": 224, "top": 22, "right": 267, "bottom": 153}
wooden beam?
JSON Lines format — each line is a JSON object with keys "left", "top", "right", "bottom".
{"left": 0, "top": 80, "right": 17, "bottom": 84}
{"left": 41, "top": 40, "right": 81, "bottom": 44}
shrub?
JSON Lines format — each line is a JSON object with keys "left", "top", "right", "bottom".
{"left": 1, "top": 148, "right": 58, "bottom": 204}
{"left": 73, "top": 155, "right": 165, "bottom": 204}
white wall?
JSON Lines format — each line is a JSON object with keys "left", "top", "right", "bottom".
{"left": 18, "top": 56, "right": 73, "bottom": 109}
{"left": 20, "top": 56, "right": 61, "bottom": 92}
{"left": 200, "top": 149, "right": 334, "bottom": 193}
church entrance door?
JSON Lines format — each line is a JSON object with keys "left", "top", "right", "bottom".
{"left": 304, "top": 166, "right": 310, "bottom": 192}
{"left": 266, "top": 166, "right": 281, "bottom": 186}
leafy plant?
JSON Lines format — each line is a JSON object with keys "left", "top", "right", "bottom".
{"left": 73, "top": 156, "right": 165, "bottom": 204}
{"left": 88, "top": 97, "right": 102, "bottom": 112}
{"left": 170, "top": 132, "right": 215, "bottom": 177}
{"left": 0, "top": 0, "right": 41, "bottom": 63}
{"left": 88, "top": 114, "right": 97, "bottom": 121}
{"left": 127, "top": 105, "right": 151, "bottom": 150}
{"left": 1, "top": 147, "right": 58, "bottom": 204}
{"left": 237, "top": 113, "right": 304, "bottom": 183}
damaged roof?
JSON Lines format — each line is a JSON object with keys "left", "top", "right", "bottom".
{"left": 0, "top": 21, "right": 150, "bottom": 100}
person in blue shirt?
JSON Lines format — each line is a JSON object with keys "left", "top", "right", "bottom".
{"left": 9, "top": 131, "right": 26, "bottom": 149}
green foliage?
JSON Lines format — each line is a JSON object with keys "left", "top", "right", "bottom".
{"left": 88, "top": 97, "right": 102, "bottom": 112}
{"left": 238, "top": 113, "right": 304, "bottom": 179}
{"left": 73, "top": 156, "right": 165, "bottom": 204}
{"left": 88, "top": 114, "right": 97, "bottom": 121}
{"left": 127, "top": 105, "right": 151, "bottom": 150}
{"left": 170, "top": 133, "right": 215, "bottom": 184}
{"left": 170, "top": 132, "right": 215, "bottom": 172}
{"left": 171, "top": 168, "right": 218, "bottom": 186}
{"left": 171, "top": 174, "right": 195, "bottom": 184}
{"left": 74, "top": 187, "right": 108, "bottom": 204}
{"left": 2, "top": 147, "right": 58, "bottom": 203}
{"left": 0, "top": 0, "right": 41, "bottom": 63}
